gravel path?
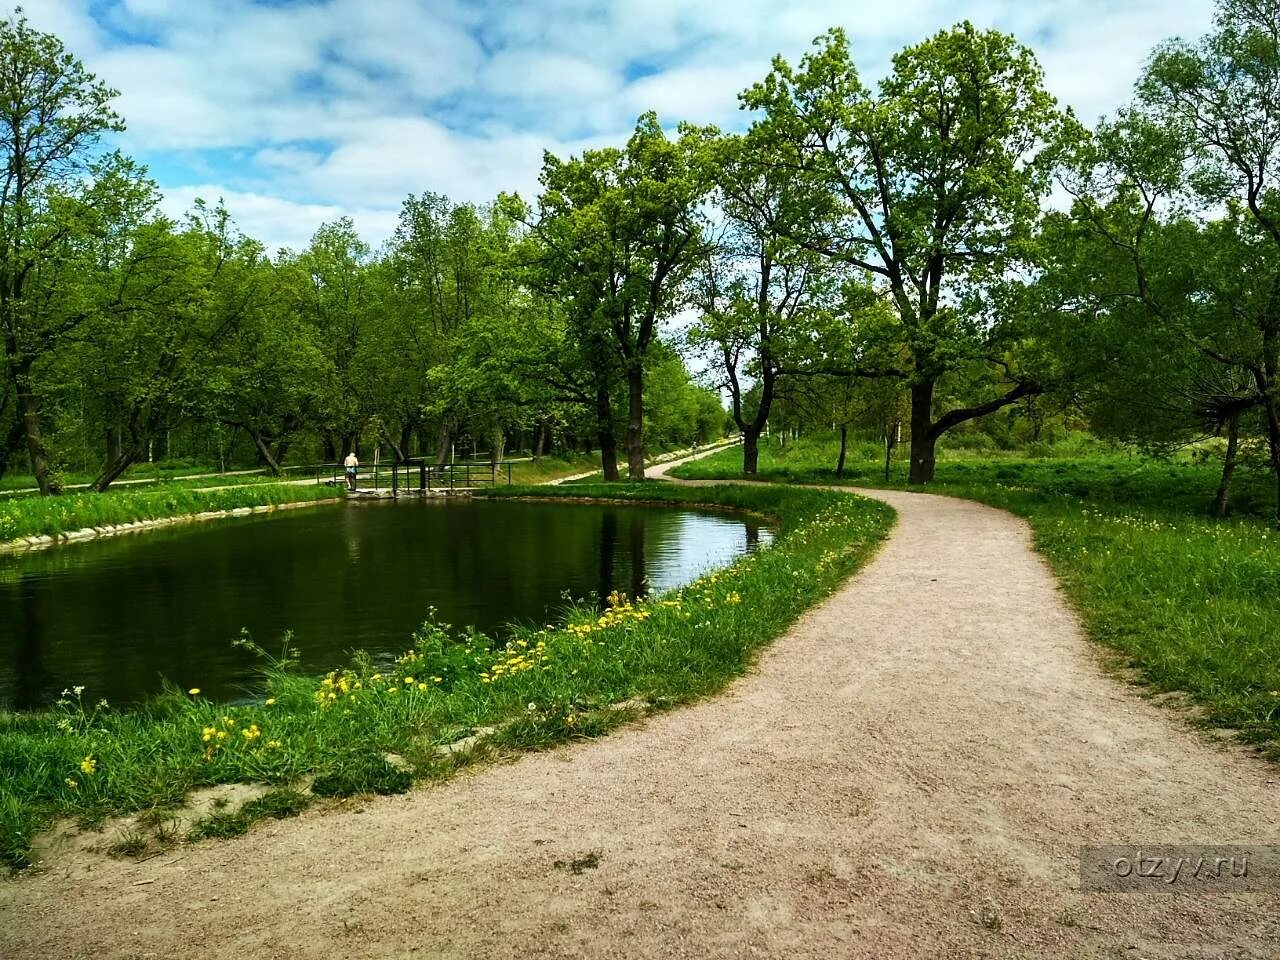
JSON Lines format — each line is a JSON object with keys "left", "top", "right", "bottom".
{"left": 3, "top": 467, "right": 1278, "bottom": 959}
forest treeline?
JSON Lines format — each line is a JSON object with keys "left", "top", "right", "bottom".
{"left": 4, "top": 0, "right": 1280, "bottom": 518}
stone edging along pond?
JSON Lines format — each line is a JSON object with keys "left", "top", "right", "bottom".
{"left": 0, "top": 497, "right": 344, "bottom": 556}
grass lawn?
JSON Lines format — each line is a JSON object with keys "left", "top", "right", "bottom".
{"left": 674, "top": 438, "right": 1280, "bottom": 760}
{"left": 0, "top": 481, "right": 344, "bottom": 545}
{"left": 0, "top": 481, "right": 892, "bottom": 870}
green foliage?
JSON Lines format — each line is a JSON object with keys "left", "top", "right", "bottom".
{"left": 736, "top": 24, "right": 1071, "bottom": 478}
{"left": 512, "top": 114, "right": 712, "bottom": 476}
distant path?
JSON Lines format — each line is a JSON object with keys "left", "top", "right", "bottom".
{"left": 4, "top": 460, "right": 1279, "bottom": 958}
{"left": 547, "top": 438, "right": 739, "bottom": 485}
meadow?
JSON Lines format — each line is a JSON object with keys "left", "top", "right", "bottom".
{"left": 0, "top": 481, "right": 892, "bottom": 870}
{"left": 674, "top": 438, "right": 1280, "bottom": 760}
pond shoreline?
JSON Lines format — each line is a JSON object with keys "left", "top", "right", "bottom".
{"left": 0, "top": 496, "right": 344, "bottom": 555}
{"left": 0, "top": 482, "right": 894, "bottom": 872}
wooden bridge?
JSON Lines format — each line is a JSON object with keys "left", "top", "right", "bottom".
{"left": 314, "top": 459, "right": 516, "bottom": 497}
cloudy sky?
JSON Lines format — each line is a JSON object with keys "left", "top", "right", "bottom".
{"left": 27, "top": 0, "right": 1215, "bottom": 253}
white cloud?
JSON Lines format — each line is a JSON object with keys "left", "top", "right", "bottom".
{"left": 18, "top": 0, "right": 1220, "bottom": 251}
{"left": 158, "top": 185, "right": 400, "bottom": 254}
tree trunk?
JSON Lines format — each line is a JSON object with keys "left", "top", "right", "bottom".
{"left": 90, "top": 445, "right": 142, "bottom": 492}
{"left": 908, "top": 380, "right": 937, "bottom": 485}
{"left": 532, "top": 421, "right": 547, "bottom": 463}
{"left": 323, "top": 433, "right": 338, "bottom": 463}
{"left": 625, "top": 364, "right": 645, "bottom": 480}
{"left": 435, "top": 421, "right": 453, "bottom": 468}
{"left": 742, "top": 426, "right": 762, "bottom": 476}
{"left": 595, "top": 379, "right": 620, "bottom": 482}
{"left": 14, "top": 362, "right": 60, "bottom": 495}
{"left": 272, "top": 437, "right": 292, "bottom": 471}
{"left": 835, "top": 424, "right": 849, "bottom": 479}
{"left": 490, "top": 422, "right": 505, "bottom": 465}
{"left": 884, "top": 419, "right": 899, "bottom": 483}
{"left": 1263, "top": 396, "right": 1280, "bottom": 529}
{"left": 105, "top": 426, "right": 122, "bottom": 468}
{"left": 249, "top": 431, "right": 283, "bottom": 475}
{"left": 1214, "top": 414, "right": 1240, "bottom": 518}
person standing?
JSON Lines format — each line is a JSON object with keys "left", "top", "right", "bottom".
{"left": 343, "top": 451, "right": 359, "bottom": 492}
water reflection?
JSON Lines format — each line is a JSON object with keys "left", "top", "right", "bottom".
{"left": 0, "top": 499, "right": 773, "bottom": 709}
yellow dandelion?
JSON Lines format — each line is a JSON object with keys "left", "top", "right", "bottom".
{"left": 188, "top": 687, "right": 201, "bottom": 696}
{"left": 80, "top": 755, "right": 97, "bottom": 776}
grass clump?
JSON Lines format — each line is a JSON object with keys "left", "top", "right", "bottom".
{"left": 188, "top": 789, "right": 312, "bottom": 841}
{"left": 0, "top": 481, "right": 893, "bottom": 871}
{"left": 310, "top": 756, "right": 413, "bottom": 798}
{"left": 675, "top": 437, "right": 1280, "bottom": 755}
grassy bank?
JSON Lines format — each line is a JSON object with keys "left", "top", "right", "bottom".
{"left": 675, "top": 439, "right": 1280, "bottom": 757}
{"left": 0, "top": 482, "right": 344, "bottom": 545}
{"left": 0, "top": 482, "right": 893, "bottom": 870}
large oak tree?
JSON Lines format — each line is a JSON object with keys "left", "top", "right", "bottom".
{"left": 740, "top": 24, "right": 1071, "bottom": 482}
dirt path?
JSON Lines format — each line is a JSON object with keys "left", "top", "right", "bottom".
{"left": 3, "top": 473, "right": 1279, "bottom": 958}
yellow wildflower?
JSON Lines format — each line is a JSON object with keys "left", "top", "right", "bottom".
{"left": 188, "top": 687, "right": 201, "bottom": 696}
{"left": 80, "top": 755, "right": 97, "bottom": 776}
{"left": 65, "top": 778, "right": 79, "bottom": 789}
{"left": 265, "top": 698, "right": 277, "bottom": 706}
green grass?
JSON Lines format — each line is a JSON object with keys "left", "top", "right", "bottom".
{"left": 674, "top": 436, "right": 1280, "bottom": 758}
{"left": 187, "top": 788, "right": 312, "bottom": 840}
{"left": 0, "top": 481, "right": 344, "bottom": 544}
{"left": 507, "top": 453, "right": 599, "bottom": 484}
{"left": 0, "top": 481, "right": 893, "bottom": 870}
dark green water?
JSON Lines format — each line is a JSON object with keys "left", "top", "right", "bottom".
{"left": 0, "top": 499, "right": 772, "bottom": 709}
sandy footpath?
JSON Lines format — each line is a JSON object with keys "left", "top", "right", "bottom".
{"left": 2, "top": 455, "right": 1278, "bottom": 959}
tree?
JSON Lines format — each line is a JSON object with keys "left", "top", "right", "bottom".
{"left": 295, "top": 219, "right": 377, "bottom": 458}
{"left": 0, "top": 13, "right": 142, "bottom": 493}
{"left": 740, "top": 24, "right": 1071, "bottom": 482}
{"left": 1137, "top": 0, "right": 1280, "bottom": 519}
{"left": 518, "top": 114, "right": 709, "bottom": 479}
{"left": 691, "top": 132, "right": 836, "bottom": 475}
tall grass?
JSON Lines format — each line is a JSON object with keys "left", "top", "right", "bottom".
{"left": 0, "top": 482, "right": 892, "bottom": 870}
{"left": 674, "top": 436, "right": 1280, "bottom": 758}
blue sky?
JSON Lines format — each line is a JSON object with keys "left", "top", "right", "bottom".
{"left": 29, "top": 0, "right": 1216, "bottom": 252}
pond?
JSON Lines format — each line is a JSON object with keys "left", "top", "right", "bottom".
{"left": 0, "top": 498, "right": 774, "bottom": 710}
